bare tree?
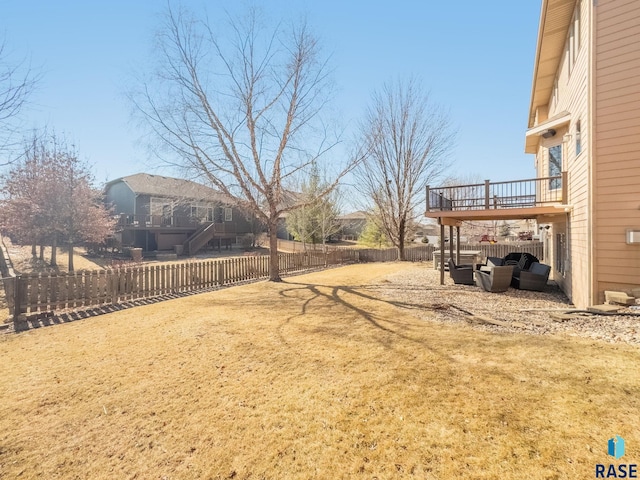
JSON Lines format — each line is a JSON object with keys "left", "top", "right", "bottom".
{"left": 133, "top": 6, "right": 351, "bottom": 280}
{"left": 0, "top": 40, "right": 39, "bottom": 162}
{"left": 355, "top": 79, "right": 455, "bottom": 260}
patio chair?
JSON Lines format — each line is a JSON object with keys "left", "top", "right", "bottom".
{"left": 474, "top": 265, "right": 514, "bottom": 293}
{"left": 486, "top": 256, "right": 504, "bottom": 267}
{"left": 503, "top": 252, "right": 539, "bottom": 277}
{"left": 448, "top": 258, "right": 475, "bottom": 285}
{"left": 512, "top": 262, "right": 551, "bottom": 291}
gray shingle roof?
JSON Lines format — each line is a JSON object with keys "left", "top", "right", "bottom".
{"left": 107, "top": 173, "right": 234, "bottom": 204}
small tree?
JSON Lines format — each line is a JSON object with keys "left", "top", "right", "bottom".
{"left": 355, "top": 78, "right": 455, "bottom": 260}
{"left": 286, "top": 163, "right": 341, "bottom": 248}
{"left": 499, "top": 221, "right": 512, "bottom": 238}
{"left": 359, "top": 216, "right": 389, "bottom": 248}
{"left": 0, "top": 135, "right": 115, "bottom": 270}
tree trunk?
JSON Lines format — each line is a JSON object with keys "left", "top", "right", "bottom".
{"left": 398, "top": 220, "right": 406, "bottom": 261}
{"left": 68, "top": 242, "right": 74, "bottom": 272}
{"left": 39, "top": 244, "right": 44, "bottom": 260}
{"left": 50, "top": 235, "right": 57, "bottom": 267}
{"left": 31, "top": 242, "right": 36, "bottom": 257}
{"left": 268, "top": 221, "right": 281, "bottom": 282}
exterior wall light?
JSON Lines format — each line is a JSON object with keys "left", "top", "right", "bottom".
{"left": 626, "top": 229, "right": 640, "bottom": 244}
{"left": 541, "top": 128, "right": 556, "bottom": 139}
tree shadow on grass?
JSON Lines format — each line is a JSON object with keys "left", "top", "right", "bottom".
{"left": 275, "top": 280, "right": 474, "bottom": 360}
{"left": 274, "top": 280, "right": 546, "bottom": 384}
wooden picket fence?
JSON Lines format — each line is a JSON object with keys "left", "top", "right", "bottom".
{"left": 2, "top": 243, "right": 543, "bottom": 321}
{"left": 3, "top": 249, "right": 358, "bottom": 320}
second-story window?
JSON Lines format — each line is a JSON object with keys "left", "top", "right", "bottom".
{"left": 575, "top": 120, "right": 582, "bottom": 155}
{"left": 224, "top": 207, "right": 233, "bottom": 221}
{"left": 549, "top": 144, "right": 562, "bottom": 190}
{"left": 575, "top": 0, "right": 581, "bottom": 54}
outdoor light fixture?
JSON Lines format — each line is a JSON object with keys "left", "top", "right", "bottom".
{"left": 626, "top": 229, "right": 640, "bottom": 244}
{"left": 541, "top": 128, "right": 556, "bottom": 139}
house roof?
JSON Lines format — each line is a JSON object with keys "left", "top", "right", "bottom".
{"left": 337, "top": 211, "right": 368, "bottom": 221}
{"left": 106, "top": 173, "right": 234, "bottom": 204}
{"left": 528, "top": 0, "right": 578, "bottom": 128}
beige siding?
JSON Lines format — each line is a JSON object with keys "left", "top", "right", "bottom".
{"left": 593, "top": 0, "right": 640, "bottom": 303}
{"left": 534, "top": 0, "right": 591, "bottom": 307}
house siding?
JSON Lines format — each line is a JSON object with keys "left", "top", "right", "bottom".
{"left": 593, "top": 0, "right": 640, "bottom": 302}
{"left": 105, "top": 181, "right": 135, "bottom": 215}
{"left": 532, "top": 0, "right": 591, "bottom": 307}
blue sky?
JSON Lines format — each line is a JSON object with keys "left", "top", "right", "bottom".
{"left": 2, "top": 1, "right": 542, "bottom": 190}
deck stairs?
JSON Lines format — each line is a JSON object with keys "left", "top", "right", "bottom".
{"left": 183, "top": 223, "right": 217, "bottom": 255}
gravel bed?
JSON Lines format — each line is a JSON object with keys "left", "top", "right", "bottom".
{"left": 375, "top": 264, "right": 640, "bottom": 346}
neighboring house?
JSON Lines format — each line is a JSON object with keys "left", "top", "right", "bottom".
{"left": 426, "top": 0, "right": 640, "bottom": 308}
{"left": 275, "top": 190, "right": 304, "bottom": 240}
{"left": 105, "top": 173, "right": 255, "bottom": 254}
{"left": 336, "top": 211, "right": 368, "bottom": 241}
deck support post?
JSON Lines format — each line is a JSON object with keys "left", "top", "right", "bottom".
{"left": 456, "top": 226, "right": 461, "bottom": 265}
{"left": 484, "top": 180, "right": 490, "bottom": 209}
{"left": 449, "top": 226, "right": 454, "bottom": 265}
{"left": 439, "top": 222, "right": 445, "bottom": 285}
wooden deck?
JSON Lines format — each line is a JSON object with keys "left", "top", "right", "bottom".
{"left": 425, "top": 173, "right": 569, "bottom": 222}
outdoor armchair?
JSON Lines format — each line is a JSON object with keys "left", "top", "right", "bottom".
{"left": 448, "top": 258, "right": 475, "bottom": 285}
{"left": 486, "top": 256, "right": 504, "bottom": 267}
{"left": 503, "top": 252, "right": 539, "bottom": 277}
{"left": 474, "top": 265, "right": 514, "bottom": 293}
{"left": 512, "top": 262, "right": 551, "bottom": 291}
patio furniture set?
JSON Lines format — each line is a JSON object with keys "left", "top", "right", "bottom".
{"left": 448, "top": 252, "right": 551, "bottom": 293}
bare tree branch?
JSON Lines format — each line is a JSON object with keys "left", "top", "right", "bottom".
{"left": 131, "top": 5, "right": 351, "bottom": 280}
{"left": 0, "top": 39, "right": 40, "bottom": 164}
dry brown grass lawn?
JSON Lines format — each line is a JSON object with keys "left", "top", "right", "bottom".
{"left": 4, "top": 241, "right": 104, "bottom": 274}
{"left": 0, "top": 263, "right": 638, "bottom": 479}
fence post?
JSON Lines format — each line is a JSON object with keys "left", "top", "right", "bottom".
{"left": 11, "top": 275, "right": 27, "bottom": 322}
{"left": 484, "top": 180, "right": 490, "bottom": 209}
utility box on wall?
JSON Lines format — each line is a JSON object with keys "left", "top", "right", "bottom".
{"left": 626, "top": 229, "right": 640, "bottom": 244}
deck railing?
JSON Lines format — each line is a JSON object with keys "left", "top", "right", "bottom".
{"left": 115, "top": 214, "right": 236, "bottom": 232}
{"left": 426, "top": 173, "right": 567, "bottom": 212}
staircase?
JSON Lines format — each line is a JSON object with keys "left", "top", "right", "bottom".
{"left": 184, "top": 223, "right": 218, "bottom": 255}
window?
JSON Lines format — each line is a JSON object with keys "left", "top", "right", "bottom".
{"left": 568, "top": 23, "right": 575, "bottom": 73}
{"left": 575, "top": 120, "right": 582, "bottom": 155}
{"left": 548, "top": 145, "right": 562, "bottom": 189}
{"left": 150, "top": 197, "right": 173, "bottom": 225}
{"left": 567, "top": 1, "right": 581, "bottom": 74}
{"left": 575, "top": 0, "right": 581, "bottom": 53}
{"left": 190, "top": 203, "right": 215, "bottom": 222}
{"left": 224, "top": 207, "right": 233, "bottom": 222}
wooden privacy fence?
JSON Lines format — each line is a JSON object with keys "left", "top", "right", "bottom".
{"left": 3, "top": 243, "right": 542, "bottom": 321}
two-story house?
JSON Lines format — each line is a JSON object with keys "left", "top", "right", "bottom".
{"left": 426, "top": 0, "right": 640, "bottom": 308}
{"left": 105, "top": 173, "right": 257, "bottom": 254}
